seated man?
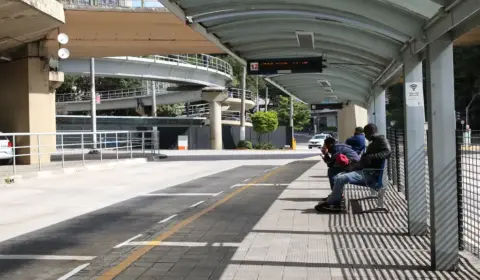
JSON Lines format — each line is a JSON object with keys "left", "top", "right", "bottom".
{"left": 320, "top": 137, "right": 360, "bottom": 193}
{"left": 315, "top": 123, "right": 392, "bottom": 213}
{"left": 345, "top": 127, "right": 366, "bottom": 155}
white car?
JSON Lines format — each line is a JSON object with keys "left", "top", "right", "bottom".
{"left": 308, "top": 134, "right": 330, "bottom": 149}
{"left": 0, "top": 134, "right": 13, "bottom": 165}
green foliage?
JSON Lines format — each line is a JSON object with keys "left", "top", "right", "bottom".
{"left": 237, "top": 140, "right": 253, "bottom": 149}
{"left": 156, "top": 104, "right": 182, "bottom": 117}
{"left": 251, "top": 111, "right": 279, "bottom": 135}
{"left": 254, "top": 143, "right": 276, "bottom": 150}
{"left": 56, "top": 76, "right": 142, "bottom": 95}
{"left": 275, "top": 96, "right": 311, "bottom": 131}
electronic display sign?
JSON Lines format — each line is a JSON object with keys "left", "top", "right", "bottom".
{"left": 310, "top": 103, "right": 344, "bottom": 110}
{"left": 247, "top": 57, "right": 324, "bottom": 75}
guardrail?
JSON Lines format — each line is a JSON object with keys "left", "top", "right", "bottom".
{"left": 227, "top": 88, "right": 253, "bottom": 100}
{"left": 142, "top": 55, "right": 233, "bottom": 77}
{"left": 0, "top": 131, "right": 160, "bottom": 178}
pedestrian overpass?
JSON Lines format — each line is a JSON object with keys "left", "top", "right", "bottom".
{"left": 158, "top": 0, "right": 480, "bottom": 272}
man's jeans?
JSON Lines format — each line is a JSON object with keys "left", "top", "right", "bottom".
{"left": 327, "top": 167, "right": 345, "bottom": 190}
{"left": 327, "top": 171, "right": 375, "bottom": 205}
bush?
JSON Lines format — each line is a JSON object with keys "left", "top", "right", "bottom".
{"left": 254, "top": 142, "right": 276, "bottom": 150}
{"left": 237, "top": 140, "right": 253, "bottom": 149}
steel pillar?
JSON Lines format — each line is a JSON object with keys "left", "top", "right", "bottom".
{"left": 403, "top": 55, "right": 428, "bottom": 236}
{"left": 240, "top": 66, "right": 246, "bottom": 141}
{"left": 374, "top": 88, "right": 387, "bottom": 136}
{"left": 426, "top": 35, "right": 459, "bottom": 271}
{"left": 90, "top": 58, "right": 97, "bottom": 149}
{"left": 368, "top": 97, "right": 375, "bottom": 124}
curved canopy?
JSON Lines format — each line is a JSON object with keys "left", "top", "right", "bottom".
{"left": 160, "top": 0, "right": 457, "bottom": 107}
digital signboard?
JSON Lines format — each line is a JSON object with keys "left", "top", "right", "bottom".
{"left": 310, "top": 103, "right": 344, "bottom": 111}
{"left": 247, "top": 57, "right": 324, "bottom": 75}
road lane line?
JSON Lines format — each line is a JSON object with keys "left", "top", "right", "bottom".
{"left": 158, "top": 214, "right": 178, "bottom": 224}
{"left": 98, "top": 166, "right": 283, "bottom": 280}
{"left": 230, "top": 183, "right": 289, "bottom": 187}
{"left": 0, "top": 255, "right": 95, "bottom": 261}
{"left": 141, "top": 193, "right": 218, "bottom": 197}
{"left": 114, "top": 234, "right": 143, "bottom": 248}
{"left": 57, "top": 263, "right": 90, "bottom": 280}
{"left": 125, "top": 241, "right": 240, "bottom": 247}
{"left": 213, "top": 191, "right": 224, "bottom": 197}
{"left": 189, "top": 201, "right": 205, "bottom": 208}
{"left": 242, "top": 178, "right": 250, "bottom": 182}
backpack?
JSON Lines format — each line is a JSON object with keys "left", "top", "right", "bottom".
{"left": 335, "top": 154, "right": 350, "bottom": 167}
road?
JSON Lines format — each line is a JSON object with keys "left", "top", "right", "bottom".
{"left": 0, "top": 154, "right": 317, "bottom": 280}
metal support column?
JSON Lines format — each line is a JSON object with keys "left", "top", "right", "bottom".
{"left": 289, "top": 96, "right": 294, "bottom": 147}
{"left": 256, "top": 76, "right": 260, "bottom": 112}
{"left": 90, "top": 58, "right": 97, "bottom": 149}
{"left": 240, "top": 66, "right": 246, "bottom": 141}
{"left": 374, "top": 88, "right": 387, "bottom": 136}
{"left": 265, "top": 87, "right": 268, "bottom": 112}
{"left": 368, "top": 97, "right": 375, "bottom": 124}
{"left": 426, "top": 35, "right": 458, "bottom": 271}
{"left": 403, "top": 55, "right": 428, "bottom": 236}
{"left": 152, "top": 81, "right": 158, "bottom": 150}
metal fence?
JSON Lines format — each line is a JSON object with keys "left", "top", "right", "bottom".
{"left": 0, "top": 131, "right": 160, "bottom": 178}
{"left": 58, "top": 0, "right": 167, "bottom": 9}
{"left": 386, "top": 128, "right": 480, "bottom": 258}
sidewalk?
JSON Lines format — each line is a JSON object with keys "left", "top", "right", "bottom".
{"left": 77, "top": 161, "right": 480, "bottom": 280}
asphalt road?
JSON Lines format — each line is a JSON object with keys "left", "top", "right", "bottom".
{"left": 0, "top": 160, "right": 318, "bottom": 280}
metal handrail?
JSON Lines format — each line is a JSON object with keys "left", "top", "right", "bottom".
{"left": 58, "top": 0, "right": 165, "bottom": 8}
{"left": 0, "top": 130, "right": 160, "bottom": 178}
{"left": 139, "top": 55, "right": 233, "bottom": 77}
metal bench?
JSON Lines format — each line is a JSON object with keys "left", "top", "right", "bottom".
{"left": 349, "top": 160, "right": 388, "bottom": 214}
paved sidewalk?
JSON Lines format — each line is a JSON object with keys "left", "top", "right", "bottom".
{"left": 77, "top": 161, "right": 480, "bottom": 280}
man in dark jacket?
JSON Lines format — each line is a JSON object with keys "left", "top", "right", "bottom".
{"left": 321, "top": 137, "right": 360, "bottom": 191}
{"left": 345, "top": 127, "right": 366, "bottom": 155}
{"left": 316, "top": 123, "right": 392, "bottom": 213}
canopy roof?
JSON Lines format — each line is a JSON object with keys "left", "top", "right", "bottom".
{"left": 160, "top": 0, "right": 480, "bottom": 107}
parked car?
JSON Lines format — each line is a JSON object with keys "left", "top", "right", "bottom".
{"left": 308, "top": 133, "right": 330, "bottom": 149}
{"left": 0, "top": 134, "right": 13, "bottom": 165}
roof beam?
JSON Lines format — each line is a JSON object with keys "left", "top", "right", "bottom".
{"left": 158, "top": 0, "right": 247, "bottom": 66}
{"left": 373, "top": 0, "right": 480, "bottom": 88}
{"left": 264, "top": 77, "right": 306, "bottom": 104}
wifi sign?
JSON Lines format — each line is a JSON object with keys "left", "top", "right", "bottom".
{"left": 410, "top": 84, "right": 418, "bottom": 91}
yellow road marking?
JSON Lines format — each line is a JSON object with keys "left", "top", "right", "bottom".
{"left": 97, "top": 167, "right": 284, "bottom": 280}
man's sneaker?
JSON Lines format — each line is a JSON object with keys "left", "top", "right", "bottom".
{"left": 314, "top": 202, "right": 342, "bottom": 213}
{"left": 318, "top": 194, "right": 344, "bottom": 202}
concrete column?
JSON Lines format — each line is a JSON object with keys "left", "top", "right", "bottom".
{"left": 240, "top": 66, "right": 246, "bottom": 141}
{"left": 0, "top": 55, "right": 63, "bottom": 164}
{"left": 202, "top": 89, "right": 228, "bottom": 150}
{"left": 403, "top": 55, "right": 428, "bottom": 236}
{"left": 337, "top": 103, "right": 368, "bottom": 142}
{"left": 426, "top": 35, "right": 458, "bottom": 271}
{"left": 368, "top": 97, "right": 375, "bottom": 123}
{"left": 209, "top": 100, "right": 222, "bottom": 150}
{"left": 151, "top": 81, "right": 158, "bottom": 150}
{"left": 374, "top": 88, "right": 387, "bottom": 136}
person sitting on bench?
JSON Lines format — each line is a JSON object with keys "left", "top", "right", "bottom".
{"left": 346, "top": 127, "right": 366, "bottom": 155}
{"left": 315, "top": 123, "right": 392, "bottom": 213}
{"left": 320, "top": 137, "right": 360, "bottom": 194}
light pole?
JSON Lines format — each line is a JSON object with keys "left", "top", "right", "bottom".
{"left": 466, "top": 93, "right": 480, "bottom": 126}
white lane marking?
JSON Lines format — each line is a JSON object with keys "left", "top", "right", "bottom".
{"left": 126, "top": 241, "right": 240, "bottom": 247}
{"left": 114, "top": 234, "right": 143, "bottom": 248}
{"left": 264, "top": 169, "right": 271, "bottom": 173}
{"left": 141, "top": 193, "right": 218, "bottom": 197}
{"left": 242, "top": 178, "right": 250, "bottom": 182}
{"left": 158, "top": 214, "right": 178, "bottom": 224}
{"left": 0, "top": 255, "right": 96, "bottom": 261}
{"left": 57, "top": 263, "right": 90, "bottom": 280}
{"left": 189, "top": 201, "right": 205, "bottom": 208}
{"left": 213, "top": 191, "right": 224, "bottom": 197}
{"left": 230, "top": 183, "right": 289, "bottom": 188}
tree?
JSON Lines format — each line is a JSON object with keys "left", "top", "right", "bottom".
{"left": 156, "top": 104, "right": 182, "bottom": 117}
{"left": 274, "top": 96, "right": 311, "bottom": 131}
{"left": 251, "top": 111, "right": 279, "bottom": 143}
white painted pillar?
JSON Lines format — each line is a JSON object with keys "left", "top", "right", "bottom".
{"left": 368, "top": 97, "right": 375, "bottom": 124}
{"left": 426, "top": 35, "right": 458, "bottom": 271}
{"left": 240, "top": 66, "right": 246, "bottom": 141}
{"left": 374, "top": 88, "right": 387, "bottom": 136}
{"left": 90, "top": 58, "right": 97, "bottom": 149}
{"left": 209, "top": 100, "right": 222, "bottom": 150}
{"left": 403, "top": 54, "right": 427, "bottom": 236}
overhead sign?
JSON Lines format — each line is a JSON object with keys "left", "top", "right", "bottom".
{"left": 405, "top": 82, "right": 424, "bottom": 107}
{"left": 247, "top": 56, "right": 324, "bottom": 75}
{"left": 310, "top": 103, "right": 343, "bottom": 111}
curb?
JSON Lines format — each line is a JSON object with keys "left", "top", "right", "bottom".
{"left": 1, "top": 158, "right": 148, "bottom": 185}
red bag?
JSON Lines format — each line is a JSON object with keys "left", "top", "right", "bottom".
{"left": 335, "top": 154, "right": 350, "bottom": 167}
